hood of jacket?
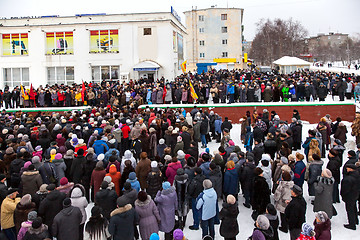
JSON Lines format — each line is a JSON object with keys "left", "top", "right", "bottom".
{"left": 109, "top": 165, "right": 118, "bottom": 174}
{"left": 124, "top": 150, "right": 133, "bottom": 160}
{"left": 203, "top": 188, "right": 216, "bottom": 199}
{"left": 61, "top": 206, "right": 77, "bottom": 216}
{"left": 135, "top": 195, "right": 151, "bottom": 207}
{"left": 71, "top": 187, "right": 83, "bottom": 198}
{"left": 22, "top": 170, "right": 40, "bottom": 176}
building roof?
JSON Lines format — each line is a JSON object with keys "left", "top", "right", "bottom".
{"left": 273, "top": 56, "right": 311, "bottom": 66}
{"left": 183, "top": 7, "right": 243, "bottom": 13}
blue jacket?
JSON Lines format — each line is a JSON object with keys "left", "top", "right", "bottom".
{"left": 146, "top": 90, "right": 152, "bottom": 103}
{"left": 214, "top": 119, "right": 222, "bottom": 133}
{"left": 196, "top": 188, "right": 217, "bottom": 220}
{"left": 244, "top": 126, "right": 253, "bottom": 149}
{"left": 126, "top": 178, "right": 141, "bottom": 192}
{"left": 223, "top": 168, "right": 239, "bottom": 195}
{"left": 104, "top": 148, "right": 120, "bottom": 161}
{"left": 293, "top": 160, "right": 306, "bottom": 187}
{"left": 92, "top": 140, "right": 109, "bottom": 155}
{"left": 227, "top": 84, "right": 235, "bottom": 95}
{"left": 200, "top": 161, "right": 211, "bottom": 178}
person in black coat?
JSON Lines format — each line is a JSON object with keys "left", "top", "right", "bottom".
{"left": 52, "top": 198, "right": 83, "bottom": 240}
{"left": 290, "top": 119, "right": 302, "bottom": 151}
{"left": 38, "top": 184, "right": 66, "bottom": 237}
{"left": 253, "top": 125, "right": 264, "bottom": 143}
{"left": 181, "top": 129, "right": 191, "bottom": 152}
{"left": 285, "top": 185, "right": 307, "bottom": 240}
{"left": 0, "top": 174, "right": 8, "bottom": 207}
{"left": 221, "top": 117, "right": 232, "bottom": 132}
{"left": 317, "top": 82, "right": 328, "bottom": 101}
{"left": 343, "top": 150, "right": 358, "bottom": 175}
{"left": 240, "top": 157, "right": 255, "bottom": 208}
{"left": 326, "top": 149, "right": 341, "bottom": 203}
{"left": 9, "top": 153, "right": 25, "bottom": 188}
{"left": 38, "top": 155, "right": 57, "bottom": 185}
{"left": 252, "top": 140, "right": 264, "bottom": 166}
{"left": 308, "top": 154, "right": 324, "bottom": 197}
{"left": 82, "top": 153, "right": 96, "bottom": 202}
{"left": 252, "top": 167, "right": 271, "bottom": 220}
{"left": 95, "top": 181, "right": 118, "bottom": 220}
{"left": 146, "top": 163, "right": 162, "bottom": 200}
{"left": 70, "top": 148, "right": 85, "bottom": 184}
{"left": 340, "top": 164, "right": 360, "bottom": 230}
{"left": 108, "top": 197, "right": 139, "bottom": 240}
{"left": 174, "top": 168, "right": 189, "bottom": 229}
{"left": 265, "top": 203, "right": 279, "bottom": 240}
{"left": 187, "top": 167, "right": 205, "bottom": 230}
{"left": 219, "top": 194, "right": 239, "bottom": 240}
{"left": 264, "top": 133, "right": 277, "bottom": 160}
{"left": 208, "top": 162, "right": 222, "bottom": 200}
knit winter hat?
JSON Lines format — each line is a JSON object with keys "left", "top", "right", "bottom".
{"left": 322, "top": 169, "right": 332, "bottom": 178}
{"left": 63, "top": 198, "right": 72, "bottom": 207}
{"left": 203, "top": 179, "right": 212, "bottom": 189}
{"left": 164, "top": 155, "right": 172, "bottom": 162}
{"left": 57, "top": 134, "right": 62, "bottom": 139}
{"left": 177, "top": 136, "right": 182, "bottom": 142}
{"left": 24, "top": 161, "right": 32, "bottom": 169}
{"left": 228, "top": 140, "right": 235, "bottom": 146}
{"left": 257, "top": 215, "right": 270, "bottom": 230}
{"left": 301, "top": 223, "right": 315, "bottom": 237}
{"left": 5, "top": 147, "right": 14, "bottom": 154}
{"left": 27, "top": 211, "right": 37, "bottom": 221}
{"left": 65, "top": 149, "right": 74, "bottom": 157}
{"left": 177, "top": 150, "right": 185, "bottom": 159}
{"left": 149, "top": 233, "right": 160, "bottom": 240}
{"left": 96, "top": 161, "right": 103, "bottom": 168}
{"left": 39, "top": 184, "right": 48, "bottom": 193}
{"left": 173, "top": 229, "right": 184, "bottom": 240}
{"left": 162, "top": 181, "right": 171, "bottom": 190}
{"left": 103, "top": 176, "right": 112, "bottom": 184}
{"left": 87, "top": 148, "right": 95, "bottom": 154}
{"left": 55, "top": 153, "right": 62, "bottom": 160}
{"left": 129, "top": 172, "right": 136, "bottom": 180}
{"left": 159, "top": 138, "right": 165, "bottom": 145}
{"left": 226, "top": 194, "right": 236, "bottom": 205}
{"left": 151, "top": 161, "right": 158, "bottom": 168}
{"left": 20, "top": 194, "right": 32, "bottom": 205}
{"left": 315, "top": 211, "right": 329, "bottom": 223}
{"left": 32, "top": 156, "right": 40, "bottom": 164}
{"left": 280, "top": 156, "right": 288, "bottom": 164}
{"left": 60, "top": 177, "right": 68, "bottom": 186}
{"left": 291, "top": 185, "right": 303, "bottom": 196}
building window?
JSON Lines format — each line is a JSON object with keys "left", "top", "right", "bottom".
{"left": 199, "top": 15, "right": 204, "bottom": 21}
{"left": 199, "top": 40, "right": 205, "bottom": 46}
{"left": 3, "top": 68, "right": 29, "bottom": 88}
{"left": 199, "top": 28, "right": 205, "bottom": 33}
{"left": 46, "top": 32, "right": 73, "bottom": 55}
{"left": 221, "top": 14, "right": 227, "bottom": 20}
{"left": 2, "top": 33, "right": 28, "bottom": 56}
{"left": 200, "top": 53, "right": 205, "bottom": 58}
{"left": 221, "top": 27, "right": 228, "bottom": 33}
{"left": 91, "top": 65, "right": 119, "bottom": 83}
{"left": 90, "top": 30, "right": 119, "bottom": 53}
{"left": 222, "top": 52, "right": 228, "bottom": 57}
{"left": 222, "top": 39, "right": 228, "bottom": 45}
{"left": 47, "top": 67, "right": 74, "bottom": 85}
{"left": 144, "top": 28, "right": 152, "bottom": 35}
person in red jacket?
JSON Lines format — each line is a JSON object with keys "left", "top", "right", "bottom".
{"left": 57, "top": 90, "right": 65, "bottom": 107}
{"left": 121, "top": 119, "right": 131, "bottom": 155}
{"left": 166, "top": 156, "right": 182, "bottom": 185}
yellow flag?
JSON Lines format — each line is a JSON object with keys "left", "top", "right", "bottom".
{"left": 181, "top": 60, "right": 187, "bottom": 74}
{"left": 20, "top": 85, "right": 26, "bottom": 98}
{"left": 189, "top": 79, "right": 198, "bottom": 100}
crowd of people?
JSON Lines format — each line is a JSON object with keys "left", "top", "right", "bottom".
{"left": 1, "top": 69, "right": 360, "bottom": 109}
{"left": 0, "top": 102, "right": 359, "bottom": 240}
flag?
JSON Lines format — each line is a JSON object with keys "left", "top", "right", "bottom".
{"left": 162, "top": 85, "right": 167, "bottom": 100}
{"left": 20, "top": 85, "right": 26, "bottom": 99}
{"left": 81, "top": 81, "right": 86, "bottom": 102}
{"left": 181, "top": 60, "right": 187, "bottom": 74}
{"left": 29, "top": 84, "right": 36, "bottom": 107}
{"left": 189, "top": 79, "right": 198, "bottom": 100}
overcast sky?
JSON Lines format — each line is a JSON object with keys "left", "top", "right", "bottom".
{"left": 0, "top": 0, "right": 358, "bottom": 40}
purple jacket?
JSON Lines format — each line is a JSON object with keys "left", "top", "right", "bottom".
{"left": 17, "top": 221, "right": 32, "bottom": 240}
{"left": 135, "top": 196, "right": 160, "bottom": 240}
{"left": 154, "top": 187, "right": 178, "bottom": 233}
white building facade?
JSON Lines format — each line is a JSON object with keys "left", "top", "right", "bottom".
{"left": 184, "top": 7, "right": 244, "bottom": 73}
{"left": 0, "top": 11, "right": 186, "bottom": 89}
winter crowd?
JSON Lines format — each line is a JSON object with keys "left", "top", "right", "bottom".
{"left": 1, "top": 69, "right": 360, "bottom": 109}
{"left": 0, "top": 99, "right": 359, "bottom": 240}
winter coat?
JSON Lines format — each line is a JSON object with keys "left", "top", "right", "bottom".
{"left": 155, "top": 187, "right": 178, "bottom": 233}
{"left": 314, "top": 176, "right": 334, "bottom": 218}
{"left": 92, "top": 140, "right": 109, "bottom": 155}
{"left": 0, "top": 196, "right": 21, "bottom": 229}
{"left": 174, "top": 170, "right": 189, "bottom": 217}
{"left": 266, "top": 213, "right": 279, "bottom": 240}
{"left": 52, "top": 158, "right": 67, "bottom": 185}
{"left": 258, "top": 163, "right": 272, "bottom": 189}
{"left": 223, "top": 168, "right": 239, "bottom": 196}
{"left": 252, "top": 175, "right": 271, "bottom": 214}
{"left": 188, "top": 174, "right": 205, "bottom": 199}
{"left": 70, "top": 156, "right": 85, "bottom": 184}
{"left": 166, "top": 161, "right": 182, "bottom": 185}
{"left": 14, "top": 202, "right": 36, "bottom": 232}
{"left": 70, "top": 186, "right": 88, "bottom": 224}
{"left": 308, "top": 160, "right": 324, "bottom": 196}
{"left": 334, "top": 125, "right": 347, "bottom": 145}
{"left": 90, "top": 168, "right": 107, "bottom": 196}
{"left": 263, "top": 87, "right": 272, "bottom": 102}
{"left": 314, "top": 219, "right": 331, "bottom": 240}
{"left": 200, "top": 161, "right": 211, "bottom": 178}
{"left": 38, "top": 190, "right": 66, "bottom": 230}
{"left": 135, "top": 196, "right": 161, "bottom": 240}
{"left": 121, "top": 150, "right": 137, "bottom": 173}
{"left": 293, "top": 160, "right": 306, "bottom": 187}
{"left": 106, "top": 165, "right": 121, "bottom": 196}
{"left": 135, "top": 158, "right": 151, "bottom": 189}
{"left": 109, "top": 204, "right": 138, "bottom": 240}
{"left": 146, "top": 168, "right": 163, "bottom": 199}
{"left": 340, "top": 170, "right": 360, "bottom": 202}
{"left": 208, "top": 166, "right": 222, "bottom": 199}
{"left": 285, "top": 195, "right": 307, "bottom": 230}
{"left": 21, "top": 170, "right": 42, "bottom": 196}
{"left": 52, "top": 206, "right": 82, "bottom": 240}
{"left": 95, "top": 188, "right": 118, "bottom": 220}
{"left": 157, "top": 144, "right": 167, "bottom": 158}
{"left": 274, "top": 180, "right": 294, "bottom": 213}
{"left": 23, "top": 224, "right": 50, "bottom": 240}
{"left": 196, "top": 188, "right": 217, "bottom": 220}
{"left": 326, "top": 156, "right": 341, "bottom": 183}
{"left": 219, "top": 202, "right": 239, "bottom": 238}
{"left": 174, "top": 142, "right": 184, "bottom": 156}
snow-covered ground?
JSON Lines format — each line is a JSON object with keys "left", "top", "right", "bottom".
{"left": 84, "top": 120, "right": 359, "bottom": 239}
{"left": 310, "top": 65, "right": 360, "bottom": 75}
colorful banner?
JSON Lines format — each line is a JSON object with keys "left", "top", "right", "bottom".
{"left": 2, "top": 33, "right": 28, "bottom": 55}
{"left": 181, "top": 60, "right": 187, "bottom": 74}
{"left": 189, "top": 79, "right": 198, "bottom": 100}
{"left": 173, "top": 31, "right": 177, "bottom": 52}
{"left": 46, "top": 32, "right": 73, "bottom": 55}
{"left": 90, "top": 30, "right": 118, "bottom": 53}
{"left": 177, "top": 33, "right": 183, "bottom": 70}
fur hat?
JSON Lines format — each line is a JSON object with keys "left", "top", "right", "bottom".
{"left": 151, "top": 161, "right": 158, "bottom": 168}
{"left": 226, "top": 194, "right": 236, "bottom": 205}
{"left": 97, "top": 154, "right": 105, "bottom": 161}
{"left": 20, "top": 194, "right": 32, "bottom": 206}
{"left": 257, "top": 215, "right": 270, "bottom": 230}
{"left": 164, "top": 155, "right": 172, "bottom": 162}
{"left": 32, "top": 156, "right": 40, "bottom": 164}
{"left": 39, "top": 184, "right": 48, "bottom": 193}
{"left": 177, "top": 150, "right": 185, "bottom": 159}
{"left": 5, "top": 147, "right": 14, "bottom": 154}
{"left": 159, "top": 138, "right": 165, "bottom": 145}
{"left": 203, "top": 179, "right": 212, "bottom": 189}
{"left": 322, "top": 169, "right": 332, "bottom": 178}
{"left": 315, "top": 211, "right": 329, "bottom": 223}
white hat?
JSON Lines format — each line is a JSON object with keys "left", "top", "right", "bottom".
{"left": 159, "top": 139, "right": 165, "bottom": 145}
{"left": 177, "top": 136, "right": 183, "bottom": 142}
{"left": 75, "top": 126, "right": 81, "bottom": 130}
{"left": 72, "top": 134, "right": 77, "bottom": 139}
{"left": 97, "top": 154, "right": 105, "bottom": 161}
{"left": 78, "top": 139, "right": 84, "bottom": 144}
{"left": 151, "top": 161, "right": 158, "bottom": 168}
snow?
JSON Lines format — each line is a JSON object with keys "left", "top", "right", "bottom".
{"left": 273, "top": 56, "right": 311, "bottom": 66}
{"left": 84, "top": 120, "right": 359, "bottom": 239}
{"left": 310, "top": 65, "right": 360, "bottom": 75}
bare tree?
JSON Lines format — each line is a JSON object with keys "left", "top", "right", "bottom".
{"left": 250, "top": 18, "right": 308, "bottom": 65}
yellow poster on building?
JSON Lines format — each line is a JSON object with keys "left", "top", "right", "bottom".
{"left": 2, "top": 33, "right": 28, "bottom": 56}
{"left": 46, "top": 32, "right": 73, "bottom": 55}
{"left": 90, "top": 30, "right": 118, "bottom": 53}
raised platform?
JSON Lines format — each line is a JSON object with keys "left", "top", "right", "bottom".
{"left": 5, "top": 106, "right": 91, "bottom": 115}
{"left": 139, "top": 102, "right": 356, "bottom": 124}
